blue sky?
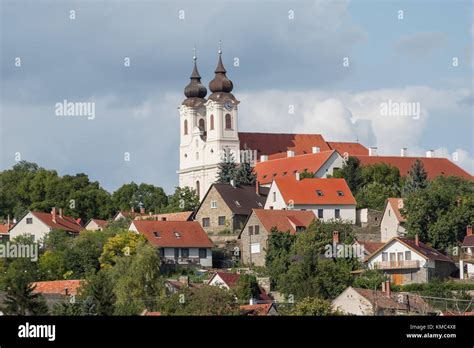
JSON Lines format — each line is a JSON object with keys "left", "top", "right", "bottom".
{"left": 0, "top": 0, "right": 472, "bottom": 194}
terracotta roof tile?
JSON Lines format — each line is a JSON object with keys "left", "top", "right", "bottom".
{"left": 252, "top": 209, "right": 315, "bottom": 235}
{"left": 135, "top": 211, "right": 193, "bottom": 222}
{"left": 131, "top": 220, "right": 214, "bottom": 248}
{"left": 0, "top": 224, "right": 10, "bottom": 235}
{"left": 356, "top": 241, "right": 385, "bottom": 254}
{"left": 327, "top": 142, "right": 369, "bottom": 156}
{"left": 354, "top": 155, "right": 473, "bottom": 180}
{"left": 31, "top": 211, "right": 83, "bottom": 233}
{"left": 255, "top": 150, "right": 337, "bottom": 185}
{"left": 275, "top": 177, "right": 356, "bottom": 205}
{"left": 31, "top": 280, "right": 82, "bottom": 296}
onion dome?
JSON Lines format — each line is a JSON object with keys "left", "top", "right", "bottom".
{"left": 208, "top": 45, "right": 237, "bottom": 103}
{"left": 182, "top": 53, "right": 207, "bottom": 107}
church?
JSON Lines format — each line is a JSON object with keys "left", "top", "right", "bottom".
{"left": 177, "top": 48, "right": 472, "bottom": 199}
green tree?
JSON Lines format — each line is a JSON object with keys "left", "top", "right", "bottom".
{"left": 332, "top": 157, "right": 362, "bottom": 193}
{"left": 285, "top": 297, "right": 336, "bottom": 316}
{"left": 402, "top": 159, "right": 428, "bottom": 196}
{"left": 216, "top": 150, "right": 238, "bottom": 184}
{"left": 163, "top": 186, "right": 200, "bottom": 213}
{"left": 235, "top": 274, "right": 260, "bottom": 303}
{"left": 355, "top": 182, "right": 399, "bottom": 210}
{"left": 299, "top": 169, "right": 315, "bottom": 179}
{"left": 79, "top": 270, "right": 116, "bottom": 315}
{"left": 353, "top": 268, "right": 388, "bottom": 290}
{"left": 265, "top": 229, "right": 296, "bottom": 288}
{"left": 234, "top": 162, "right": 257, "bottom": 186}
{"left": 111, "top": 182, "right": 168, "bottom": 213}
{"left": 99, "top": 231, "right": 146, "bottom": 268}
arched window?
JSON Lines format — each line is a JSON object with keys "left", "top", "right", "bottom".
{"left": 198, "top": 118, "right": 205, "bottom": 131}
{"left": 225, "top": 114, "right": 232, "bottom": 129}
{"left": 210, "top": 115, "right": 214, "bottom": 130}
{"left": 196, "top": 181, "right": 200, "bottom": 198}
{"left": 184, "top": 119, "right": 188, "bottom": 135}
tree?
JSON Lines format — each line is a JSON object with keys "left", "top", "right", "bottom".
{"left": 402, "top": 159, "right": 428, "bottom": 196}
{"left": 299, "top": 169, "right": 315, "bottom": 179}
{"left": 331, "top": 157, "right": 362, "bottom": 193}
{"left": 216, "top": 150, "right": 237, "bottom": 184}
{"left": 234, "top": 162, "right": 257, "bottom": 186}
{"left": 235, "top": 274, "right": 260, "bottom": 303}
{"left": 99, "top": 231, "right": 146, "bottom": 268}
{"left": 265, "top": 229, "right": 296, "bottom": 288}
{"left": 79, "top": 270, "right": 116, "bottom": 315}
{"left": 2, "top": 259, "right": 48, "bottom": 315}
{"left": 285, "top": 297, "right": 335, "bottom": 316}
{"left": 163, "top": 187, "right": 199, "bottom": 213}
{"left": 355, "top": 182, "right": 399, "bottom": 210}
{"left": 353, "top": 268, "right": 388, "bottom": 290}
{"left": 111, "top": 182, "right": 168, "bottom": 213}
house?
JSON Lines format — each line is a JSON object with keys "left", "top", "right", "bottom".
{"left": 0, "top": 223, "right": 11, "bottom": 242}
{"left": 135, "top": 211, "right": 193, "bottom": 222}
{"left": 9, "top": 208, "right": 83, "bottom": 242}
{"left": 113, "top": 207, "right": 148, "bottom": 221}
{"left": 194, "top": 183, "right": 269, "bottom": 235}
{"left": 84, "top": 218, "right": 108, "bottom": 231}
{"left": 380, "top": 198, "right": 406, "bottom": 242}
{"left": 207, "top": 271, "right": 273, "bottom": 303}
{"left": 31, "top": 280, "right": 83, "bottom": 311}
{"left": 460, "top": 226, "right": 474, "bottom": 279}
{"left": 129, "top": 220, "right": 214, "bottom": 267}
{"left": 265, "top": 177, "right": 357, "bottom": 223}
{"left": 254, "top": 150, "right": 344, "bottom": 186}
{"left": 238, "top": 209, "right": 316, "bottom": 267}
{"left": 331, "top": 282, "right": 437, "bottom": 316}
{"left": 354, "top": 154, "right": 473, "bottom": 181}
{"left": 165, "top": 276, "right": 204, "bottom": 294}
{"left": 240, "top": 302, "right": 278, "bottom": 316}
{"left": 367, "top": 235, "right": 456, "bottom": 285}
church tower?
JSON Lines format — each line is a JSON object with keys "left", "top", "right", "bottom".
{"left": 178, "top": 46, "right": 240, "bottom": 199}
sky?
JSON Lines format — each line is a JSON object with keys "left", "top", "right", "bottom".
{"left": 0, "top": 0, "right": 473, "bottom": 194}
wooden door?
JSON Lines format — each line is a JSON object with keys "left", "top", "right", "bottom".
{"left": 391, "top": 273, "right": 403, "bottom": 286}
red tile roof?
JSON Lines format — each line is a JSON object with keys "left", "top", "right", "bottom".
{"left": 91, "top": 219, "right": 108, "bottom": 227}
{"left": 386, "top": 198, "right": 406, "bottom": 223}
{"left": 356, "top": 241, "right": 385, "bottom": 254}
{"left": 131, "top": 220, "right": 214, "bottom": 248}
{"left": 31, "top": 211, "right": 83, "bottom": 233}
{"left": 354, "top": 155, "right": 473, "bottom": 180}
{"left": 462, "top": 235, "right": 474, "bottom": 247}
{"left": 327, "top": 142, "right": 369, "bottom": 156}
{"left": 32, "top": 280, "right": 82, "bottom": 296}
{"left": 135, "top": 211, "right": 193, "bottom": 222}
{"left": 254, "top": 150, "right": 337, "bottom": 185}
{"left": 209, "top": 272, "right": 241, "bottom": 288}
{"left": 274, "top": 177, "right": 356, "bottom": 205}
{"left": 240, "top": 303, "right": 275, "bottom": 316}
{"left": 0, "top": 224, "right": 10, "bottom": 235}
{"left": 239, "top": 132, "right": 331, "bottom": 160}
{"left": 251, "top": 209, "right": 316, "bottom": 235}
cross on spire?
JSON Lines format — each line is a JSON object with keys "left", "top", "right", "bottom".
{"left": 192, "top": 45, "right": 197, "bottom": 61}
{"left": 218, "top": 40, "right": 222, "bottom": 54}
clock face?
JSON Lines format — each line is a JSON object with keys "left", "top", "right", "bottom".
{"left": 224, "top": 101, "right": 233, "bottom": 111}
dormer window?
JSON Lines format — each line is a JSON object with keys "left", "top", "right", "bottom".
{"left": 174, "top": 232, "right": 181, "bottom": 238}
{"left": 337, "top": 190, "right": 344, "bottom": 197}
{"left": 316, "top": 190, "right": 324, "bottom": 196}
{"left": 153, "top": 231, "right": 160, "bottom": 238}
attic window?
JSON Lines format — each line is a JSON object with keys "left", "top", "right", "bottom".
{"left": 316, "top": 190, "right": 324, "bottom": 197}
{"left": 282, "top": 171, "right": 287, "bottom": 176}
{"left": 153, "top": 231, "right": 160, "bottom": 238}
{"left": 174, "top": 232, "right": 181, "bottom": 238}
{"left": 234, "top": 200, "right": 241, "bottom": 207}
{"left": 263, "top": 175, "right": 267, "bottom": 179}
{"left": 272, "top": 173, "right": 277, "bottom": 177}
{"left": 337, "top": 190, "right": 345, "bottom": 197}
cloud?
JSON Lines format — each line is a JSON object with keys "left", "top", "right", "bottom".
{"left": 393, "top": 32, "right": 448, "bottom": 59}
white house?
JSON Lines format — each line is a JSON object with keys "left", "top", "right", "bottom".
{"left": 84, "top": 218, "right": 108, "bottom": 231}
{"left": 367, "top": 236, "right": 455, "bottom": 285}
{"left": 460, "top": 226, "right": 474, "bottom": 279}
{"left": 380, "top": 198, "right": 406, "bottom": 242}
{"left": 129, "top": 220, "right": 214, "bottom": 267}
{"left": 264, "top": 177, "right": 357, "bottom": 223}
{"left": 8, "top": 208, "right": 82, "bottom": 242}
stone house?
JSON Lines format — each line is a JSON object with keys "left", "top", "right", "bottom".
{"left": 194, "top": 183, "right": 269, "bottom": 235}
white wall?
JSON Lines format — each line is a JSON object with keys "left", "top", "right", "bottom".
{"left": 315, "top": 151, "right": 344, "bottom": 178}
{"left": 368, "top": 240, "right": 428, "bottom": 268}
{"left": 264, "top": 181, "right": 287, "bottom": 210}
{"left": 331, "top": 287, "right": 374, "bottom": 316}
{"left": 380, "top": 203, "right": 406, "bottom": 242}
{"left": 8, "top": 212, "right": 51, "bottom": 242}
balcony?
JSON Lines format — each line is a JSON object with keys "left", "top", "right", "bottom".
{"left": 461, "top": 254, "right": 474, "bottom": 261}
{"left": 374, "top": 260, "right": 420, "bottom": 270}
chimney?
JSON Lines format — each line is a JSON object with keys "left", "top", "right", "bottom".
{"left": 249, "top": 297, "right": 257, "bottom": 305}
{"left": 287, "top": 150, "right": 295, "bottom": 157}
{"left": 333, "top": 231, "right": 339, "bottom": 245}
{"left": 467, "top": 225, "right": 473, "bottom": 237}
{"left": 230, "top": 179, "right": 236, "bottom": 187}
{"left": 52, "top": 207, "right": 57, "bottom": 223}
{"left": 415, "top": 234, "right": 419, "bottom": 247}
{"left": 59, "top": 208, "right": 63, "bottom": 218}
{"left": 7, "top": 215, "right": 10, "bottom": 227}
{"left": 295, "top": 172, "right": 300, "bottom": 181}
{"left": 256, "top": 181, "right": 260, "bottom": 195}
{"left": 140, "top": 206, "right": 145, "bottom": 215}
{"left": 312, "top": 146, "right": 320, "bottom": 154}
{"left": 131, "top": 206, "right": 135, "bottom": 213}
{"left": 400, "top": 148, "right": 408, "bottom": 157}
{"left": 385, "top": 280, "right": 391, "bottom": 297}
{"left": 426, "top": 150, "right": 434, "bottom": 158}
{"left": 64, "top": 287, "right": 69, "bottom": 296}
{"left": 260, "top": 155, "right": 268, "bottom": 162}
{"left": 369, "top": 147, "right": 378, "bottom": 156}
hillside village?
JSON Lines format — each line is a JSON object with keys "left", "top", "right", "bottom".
{"left": 0, "top": 51, "right": 473, "bottom": 316}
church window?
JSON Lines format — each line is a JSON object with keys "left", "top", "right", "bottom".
{"left": 184, "top": 120, "right": 188, "bottom": 135}
{"left": 210, "top": 115, "right": 214, "bottom": 130}
{"left": 225, "top": 114, "right": 232, "bottom": 129}
{"left": 198, "top": 118, "right": 205, "bottom": 131}
{"left": 196, "top": 152, "right": 199, "bottom": 160}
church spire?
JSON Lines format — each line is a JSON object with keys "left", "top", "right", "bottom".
{"left": 209, "top": 41, "right": 233, "bottom": 94}
{"left": 183, "top": 47, "right": 207, "bottom": 106}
